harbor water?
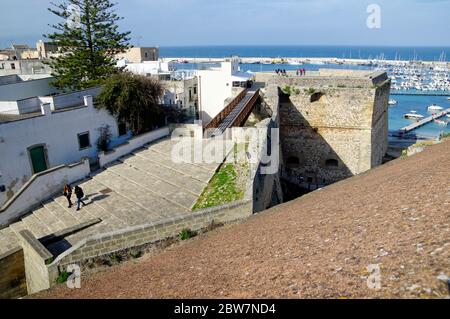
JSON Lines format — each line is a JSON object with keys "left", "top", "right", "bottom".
{"left": 164, "top": 46, "right": 450, "bottom": 140}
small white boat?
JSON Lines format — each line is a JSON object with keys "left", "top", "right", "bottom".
{"left": 428, "top": 104, "right": 443, "bottom": 112}
{"left": 288, "top": 60, "right": 303, "bottom": 66}
{"left": 404, "top": 111, "right": 424, "bottom": 120}
{"left": 388, "top": 99, "right": 398, "bottom": 106}
{"left": 434, "top": 119, "right": 448, "bottom": 126}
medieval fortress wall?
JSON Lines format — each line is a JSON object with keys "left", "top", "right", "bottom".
{"left": 256, "top": 69, "right": 390, "bottom": 187}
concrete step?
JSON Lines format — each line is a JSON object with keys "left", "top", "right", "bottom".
{"left": 9, "top": 222, "right": 27, "bottom": 238}
{"left": 134, "top": 149, "right": 213, "bottom": 183}
{"left": 94, "top": 170, "right": 178, "bottom": 219}
{"left": 108, "top": 163, "right": 198, "bottom": 210}
{"left": 71, "top": 179, "right": 129, "bottom": 227}
{"left": 32, "top": 205, "right": 65, "bottom": 233}
{"left": 148, "top": 139, "right": 219, "bottom": 172}
{"left": 42, "top": 200, "right": 79, "bottom": 229}
{"left": 122, "top": 155, "right": 207, "bottom": 196}
{"left": 53, "top": 195, "right": 95, "bottom": 223}
{"left": 0, "top": 227, "right": 19, "bottom": 255}
{"left": 20, "top": 213, "right": 52, "bottom": 239}
{"left": 85, "top": 177, "right": 157, "bottom": 226}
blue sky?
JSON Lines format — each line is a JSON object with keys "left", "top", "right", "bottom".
{"left": 0, "top": 0, "right": 449, "bottom": 47}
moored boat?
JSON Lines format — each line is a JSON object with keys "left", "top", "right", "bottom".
{"left": 404, "top": 111, "right": 424, "bottom": 120}
{"left": 427, "top": 104, "right": 443, "bottom": 112}
{"left": 388, "top": 99, "right": 398, "bottom": 106}
{"left": 434, "top": 119, "right": 448, "bottom": 126}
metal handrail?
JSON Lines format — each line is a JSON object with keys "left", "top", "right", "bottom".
{"left": 205, "top": 89, "right": 248, "bottom": 130}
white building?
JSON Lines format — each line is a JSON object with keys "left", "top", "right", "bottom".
{"left": 161, "top": 77, "right": 199, "bottom": 118}
{"left": 197, "top": 58, "right": 253, "bottom": 125}
{"left": 0, "top": 74, "right": 58, "bottom": 101}
{"left": 0, "top": 86, "right": 130, "bottom": 207}
{"left": 117, "top": 59, "right": 174, "bottom": 81}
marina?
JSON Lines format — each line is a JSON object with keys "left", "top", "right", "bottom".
{"left": 399, "top": 108, "right": 450, "bottom": 134}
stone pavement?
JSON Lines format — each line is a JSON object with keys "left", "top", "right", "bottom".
{"left": 0, "top": 138, "right": 231, "bottom": 257}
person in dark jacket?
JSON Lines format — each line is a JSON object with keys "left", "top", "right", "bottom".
{"left": 63, "top": 184, "right": 73, "bottom": 208}
{"left": 74, "top": 186, "right": 86, "bottom": 211}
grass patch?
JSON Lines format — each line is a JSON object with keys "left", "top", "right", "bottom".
{"left": 193, "top": 163, "right": 245, "bottom": 210}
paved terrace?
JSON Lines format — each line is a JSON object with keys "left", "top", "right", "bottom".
{"left": 0, "top": 138, "right": 230, "bottom": 257}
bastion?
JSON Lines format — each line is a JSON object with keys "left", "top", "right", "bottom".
{"left": 255, "top": 69, "right": 390, "bottom": 188}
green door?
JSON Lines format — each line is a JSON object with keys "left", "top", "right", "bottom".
{"left": 29, "top": 146, "right": 48, "bottom": 174}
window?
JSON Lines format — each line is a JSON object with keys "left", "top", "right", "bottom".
{"left": 78, "top": 132, "right": 91, "bottom": 150}
{"left": 325, "top": 159, "right": 339, "bottom": 168}
{"left": 0, "top": 63, "right": 4, "bottom": 69}
{"left": 145, "top": 52, "right": 148, "bottom": 58}
{"left": 193, "top": 87, "right": 197, "bottom": 94}
{"left": 11, "top": 63, "right": 15, "bottom": 70}
{"left": 118, "top": 123, "right": 127, "bottom": 136}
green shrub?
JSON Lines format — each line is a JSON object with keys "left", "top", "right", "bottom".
{"left": 129, "top": 250, "right": 142, "bottom": 259}
{"left": 179, "top": 229, "right": 196, "bottom": 241}
{"left": 282, "top": 85, "right": 292, "bottom": 95}
{"left": 109, "top": 253, "right": 122, "bottom": 263}
{"left": 56, "top": 271, "right": 71, "bottom": 284}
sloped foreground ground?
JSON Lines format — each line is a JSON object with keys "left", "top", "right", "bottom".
{"left": 37, "top": 140, "right": 450, "bottom": 299}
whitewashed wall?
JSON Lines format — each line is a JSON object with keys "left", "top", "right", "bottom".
{"left": 0, "top": 159, "right": 91, "bottom": 227}
{"left": 0, "top": 96, "right": 123, "bottom": 207}
{"left": 99, "top": 127, "right": 170, "bottom": 167}
{"left": 197, "top": 62, "right": 233, "bottom": 125}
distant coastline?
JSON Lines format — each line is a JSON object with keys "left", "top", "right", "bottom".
{"left": 158, "top": 45, "right": 450, "bottom": 63}
{"left": 163, "top": 56, "right": 449, "bottom": 66}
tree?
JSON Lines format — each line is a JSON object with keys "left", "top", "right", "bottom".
{"left": 96, "top": 124, "right": 112, "bottom": 152}
{"left": 96, "top": 73, "right": 165, "bottom": 135}
{"left": 45, "top": 0, "right": 131, "bottom": 91}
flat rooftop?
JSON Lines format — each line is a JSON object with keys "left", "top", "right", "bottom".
{"left": 255, "top": 68, "right": 389, "bottom": 88}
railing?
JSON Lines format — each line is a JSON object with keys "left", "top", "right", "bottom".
{"left": 231, "top": 89, "right": 260, "bottom": 127}
{"left": 205, "top": 89, "right": 247, "bottom": 130}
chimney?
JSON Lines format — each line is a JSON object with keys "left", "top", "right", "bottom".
{"left": 84, "top": 95, "right": 94, "bottom": 109}
{"left": 40, "top": 103, "right": 51, "bottom": 116}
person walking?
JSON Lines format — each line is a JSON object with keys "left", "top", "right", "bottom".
{"left": 63, "top": 184, "right": 73, "bottom": 208}
{"left": 74, "top": 186, "right": 86, "bottom": 211}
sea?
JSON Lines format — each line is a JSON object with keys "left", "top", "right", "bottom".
{"left": 159, "top": 45, "right": 450, "bottom": 141}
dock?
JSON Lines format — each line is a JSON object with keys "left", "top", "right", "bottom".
{"left": 391, "top": 92, "right": 450, "bottom": 97}
{"left": 399, "top": 108, "right": 450, "bottom": 134}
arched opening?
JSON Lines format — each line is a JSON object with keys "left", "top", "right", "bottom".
{"left": 310, "top": 92, "right": 325, "bottom": 103}
{"left": 325, "top": 159, "right": 339, "bottom": 168}
{"left": 286, "top": 156, "right": 300, "bottom": 166}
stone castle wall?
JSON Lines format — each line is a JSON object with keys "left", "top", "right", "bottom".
{"left": 256, "top": 69, "right": 390, "bottom": 187}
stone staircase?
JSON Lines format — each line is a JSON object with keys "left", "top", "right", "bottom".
{"left": 0, "top": 138, "right": 232, "bottom": 257}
